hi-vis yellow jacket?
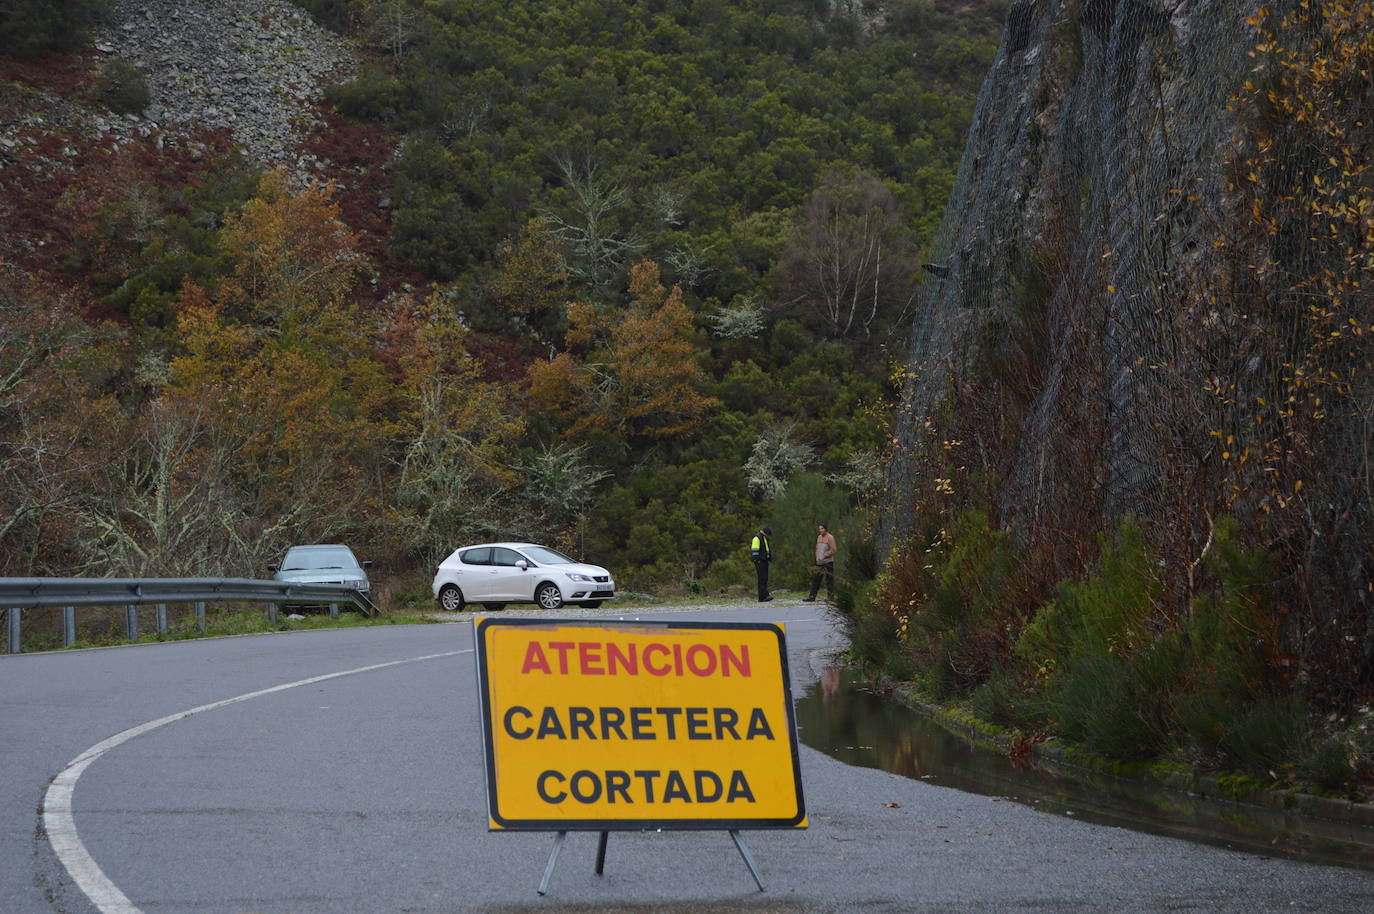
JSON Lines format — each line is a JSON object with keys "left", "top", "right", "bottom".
{"left": 750, "top": 532, "right": 771, "bottom": 561}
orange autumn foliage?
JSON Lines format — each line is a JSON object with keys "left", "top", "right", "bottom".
{"left": 168, "top": 173, "right": 390, "bottom": 544}
{"left": 528, "top": 260, "right": 716, "bottom": 441}
{"left": 216, "top": 169, "right": 360, "bottom": 330}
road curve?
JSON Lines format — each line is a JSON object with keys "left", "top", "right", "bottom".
{"left": 3, "top": 602, "right": 1373, "bottom": 913}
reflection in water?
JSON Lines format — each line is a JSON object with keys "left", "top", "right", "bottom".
{"left": 796, "top": 668, "right": 1374, "bottom": 871}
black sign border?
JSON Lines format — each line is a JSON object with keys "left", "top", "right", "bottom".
{"left": 474, "top": 616, "right": 807, "bottom": 831}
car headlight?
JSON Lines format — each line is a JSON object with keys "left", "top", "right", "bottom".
{"left": 566, "top": 573, "right": 593, "bottom": 582}
{"left": 349, "top": 580, "right": 368, "bottom": 589}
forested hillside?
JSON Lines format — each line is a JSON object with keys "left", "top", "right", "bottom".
{"left": 0, "top": 0, "right": 1006, "bottom": 596}
{"left": 8, "top": 0, "right": 1374, "bottom": 800}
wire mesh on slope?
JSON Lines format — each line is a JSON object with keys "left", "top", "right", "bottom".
{"left": 886, "top": 0, "right": 1373, "bottom": 701}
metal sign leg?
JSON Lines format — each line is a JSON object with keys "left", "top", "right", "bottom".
{"left": 729, "top": 830, "right": 766, "bottom": 892}
{"left": 536, "top": 830, "right": 567, "bottom": 896}
{"left": 594, "top": 830, "right": 609, "bottom": 875}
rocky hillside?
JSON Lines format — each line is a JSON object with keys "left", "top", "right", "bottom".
{"left": 0, "top": 0, "right": 408, "bottom": 309}
{"left": 95, "top": 0, "right": 354, "bottom": 167}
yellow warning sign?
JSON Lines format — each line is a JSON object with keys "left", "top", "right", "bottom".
{"left": 474, "top": 618, "right": 807, "bottom": 830}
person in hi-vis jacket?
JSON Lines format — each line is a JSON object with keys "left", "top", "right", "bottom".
{"left": 750, "top": 527, "right": 773, "bottom": 602}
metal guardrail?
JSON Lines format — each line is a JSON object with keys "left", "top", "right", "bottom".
{"left": 2, "top": 577, "right": 377, "bottom": 654}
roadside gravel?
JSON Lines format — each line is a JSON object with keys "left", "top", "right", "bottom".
{"left": 429, "top": 595, "right": 821, "bottom": 621}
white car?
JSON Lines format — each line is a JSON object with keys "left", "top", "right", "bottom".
{"left": 432, "top": 542, "right": 616, "bottom": 612}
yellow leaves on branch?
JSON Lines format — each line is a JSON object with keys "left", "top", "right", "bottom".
{"left": 526, "top": 351, "right": 584, "bottom": 416}
{"left": 564, "top": 301, "right": 599, "bottom": 351}
{"left": 1215, "top": 2, "right": 1374, "bottom": 518}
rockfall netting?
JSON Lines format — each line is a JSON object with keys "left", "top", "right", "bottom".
{"left": 885, "top": 0, "right": 1373, "bottom": 702}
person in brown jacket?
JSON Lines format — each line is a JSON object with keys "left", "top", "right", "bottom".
{"left": 803, "top": 523, "right": 837, "bottom": 603}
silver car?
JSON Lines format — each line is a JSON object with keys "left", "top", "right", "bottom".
{"left": 432, "top": 542, "right": 615, "bottom": 611}
{"left": 270, "top": 544, "right": 372, "bottom": 602}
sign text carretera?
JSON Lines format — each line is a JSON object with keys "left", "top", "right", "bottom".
{"left": 474, "top": 618, "right": 807, "bottom": 830}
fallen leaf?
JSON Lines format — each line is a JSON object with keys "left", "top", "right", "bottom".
{"left": 883, "top": 802, "right": 902, "bottom": 808}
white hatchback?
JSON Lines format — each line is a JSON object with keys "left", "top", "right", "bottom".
{"left": 432, "top": 542, "right": 616, "bottom": 612}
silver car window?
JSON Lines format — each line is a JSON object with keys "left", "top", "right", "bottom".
{"left": 492, "top": 547, "right": 523, "bottom": 567}
{"left": 460, "top": 547, "right": 492, "bottom": 566}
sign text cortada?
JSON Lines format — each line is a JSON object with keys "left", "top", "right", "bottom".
{"left": 474, "top": 618, "right": 807, "bottom": 831}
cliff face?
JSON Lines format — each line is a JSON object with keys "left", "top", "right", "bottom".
{"left": 892, "top": 0, "right": 1252, "bottom": 529}
{"left": 884, "top": 0, "right": 1372, "bottom": 641}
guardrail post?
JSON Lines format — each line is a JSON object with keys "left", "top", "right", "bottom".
{"left": 63, "top": 606, "right": 76, "bottom": 647}
{"left": 156, "top": 603, "right": 168, "bottom": 635}
{"left": 329, "top": 602, "right": 339, "bottom": 620}
{"left": 195, "top": 601, "right": 206, "bottom": 632}
{"left": 126, "top": 605, "right": 138, "bottom": 642}
{"left": 267, "top": 603, "right": 278, "bottom": 624}
{"left": 7, "top": 608, "right": 20, "bottom": 654}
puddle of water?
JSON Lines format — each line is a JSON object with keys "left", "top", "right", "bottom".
{"left": 796, "top": 667, "right": 1374, "bottom": 871}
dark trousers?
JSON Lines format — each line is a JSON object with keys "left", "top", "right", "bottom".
{"left": 808, "top": 562, "right": 835, "bottom": 600}
{"left": 753, "top": 558, "right": 770, "bottom": 601}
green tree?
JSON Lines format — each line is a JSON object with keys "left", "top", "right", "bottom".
{"left": 776, "top": 168, "right": 918, "bottom": 339}
{"left": 92, "top": 59, "right": 149, "bottom": 115}
{"left": 491, "top": 218, "right": 570, "bottom": 343}
{"left": 392, "top": 299, "right": 525, "bottom": 565}
{"left": 0, "top": 0, "right": 108, "bottom": 59}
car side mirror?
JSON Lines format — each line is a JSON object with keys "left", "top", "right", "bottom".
{"left": 362, "top": 560, "right": 373, "bottom": 569}
{"left": 267, "top": 564, "right": 279, "bottom": 573}
{"left": 516, "top": 559, "right": 529, "bottom": 570}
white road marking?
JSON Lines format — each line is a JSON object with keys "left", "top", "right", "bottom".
{"left": 42, "top": 649, "right": 473, "bottom": 914}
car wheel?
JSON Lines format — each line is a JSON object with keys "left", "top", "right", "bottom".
{"left": 535, "top": 583, "right": 563, "bottom": 610}
{"left": 579, "top": 600, "right": 603, "bottom": 609}
{"left": 437, "top": 584, "right": 465, "bottom": 612}
{"left": 482, "top": 602, "right": 506, "bottom": 611}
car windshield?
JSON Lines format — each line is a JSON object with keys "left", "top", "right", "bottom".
{"left": 282, "top": 547, "right": 358, "bottom": 571}
{"left": 522, "top": 546, "right": 577, "bottom": 565}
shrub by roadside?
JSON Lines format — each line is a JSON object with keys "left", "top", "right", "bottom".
{"left": 839, "top": 513, "right": 1374, "bottom": 802}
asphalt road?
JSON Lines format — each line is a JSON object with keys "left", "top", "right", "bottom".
{"left": 4, "top": 601, "right": 1374, "bottom": 913}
